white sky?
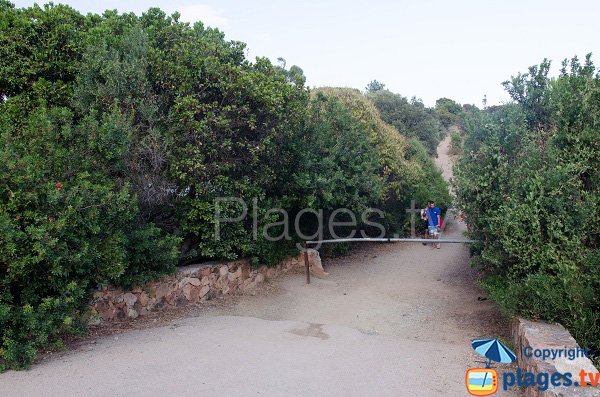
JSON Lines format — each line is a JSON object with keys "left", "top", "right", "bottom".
{"left": 12, "top": 0, "right": 600, "bottom": 106}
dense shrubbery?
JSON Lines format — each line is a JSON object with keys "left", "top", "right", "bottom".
{"left": 454, "top": 55, "right": 600, "bottom": 353}
{"left": 367, "top": 89, "right": 445, "bottom": 155}
{"left": 449, "top": 131, "right": 462, "bottom": 155}
{"left": 0, "top": 2, "right": 450, "bottom": 368}
{"left": 315, "top": 88, "right": 451, "bottom": 230}
{"left": 435, "top": 97, "right": 464, "bottom": 129}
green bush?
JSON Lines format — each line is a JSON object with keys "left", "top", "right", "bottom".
{"left": 0, "top": 2, "right": 451, "bottom": 369}
{"left": 449, "top": 131, "right": 462, "bottom": 155}
{"left": 367, "top": 89, "right": 444, "bottom": 155}
{"left": 435, "top": 98, "right": 464, "bottom": 129}
{"left": 0, "top": 105, "right": 180, "bottom": 370}
{"left": 454, "top": 55, "right": 600, "bottom": 352}
{"left": 313, "top": 88, "right": 451, "bottom": 232}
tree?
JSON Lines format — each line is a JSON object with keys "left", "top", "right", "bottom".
{"left": 368, "top": 90, "right": 444, "bottom": 155}
{"left": 274, "top": 58, "right": 306, "bottom": 86}
{"left": 502, "top": 59, "right": 552, "bottom": 128}
{"left": 365, "top": 80, "right": 385, "bottom": 93}
{"left": 313, "top": 87, "right": 451, "bottom": 231}
{"left": 435, "top": 97, "right": 463, "bottom": 128}
{"left": 454, "top": 55, "right": 600, "bottom": 356}
{"left": 0, "top": 2, "right": 453, "bottom": 369}
{"left": 0, "top": 2, "right": 89, "bottom": 107}
{"left": 291, "top": 92, "right": 383, "bottom": 237}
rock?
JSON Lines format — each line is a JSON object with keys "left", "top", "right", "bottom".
{"left": 183, "top": 284, "right": 201, "bottom": 302}
{"left": 199, "top": 285, "right": 210, "bottom": 299}
{"left": 99, "top": 308, "right": 116, "bottom": 321}
{"left": 200, "top": 267, "right": 212, "bottom": 277}
{"left": 127, "top": 308, "right": 138, "bottom": 319}
{"left": 174, "top": 292, "right": 187, "bottom": 307}
{"left": 241, "top": 264, "right": 251, "bottom": 279}
{"left": 123, "top": 292, "right": 138, "bottom": 307}
{"left": 179, "top": 266, "right": 200, "bottom": 277}
{"left": 115, "top": 308, "right": 126, "bottom": 320}
{"left": 89, "top": 251, "right": 330, "bottom": 323}
{"left": 308, "top": 249, "right": 329, "bottom": 277}
{"left": 287, "top": 259, "right": 298, "bottom": 269}
{"left": 179, "top": 277, "right": 202, "bottom": 288}
{"left": 138, "top": 292, "right": 149, "bottom": 306}
{"left": 216, "top": 274, "right": 229, "bottom": 287}
{"left": 154, "top": 283, "right": 171, "bottom": 301}
{"left": 147, "top": 297, "right": 157, "bottom": 310}
{"left": 188, "top": 277, "right": 201, "bottom": 286}
{"left": 228, "top": 280, "right": 238, "bottom": 292}
{"left": 165, "top": 292, "right": 177, "bottom": 306}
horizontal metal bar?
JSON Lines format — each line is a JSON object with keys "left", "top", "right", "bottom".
{"left": 306, "top": 238, "right": 475, "bottom": 244}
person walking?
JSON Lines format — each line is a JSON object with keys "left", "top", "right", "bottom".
{"left": 426, "top": 200, "right": 442, "bottom": 249}
{"left": 420, "top": 208, "right": 429, "bottom": 245}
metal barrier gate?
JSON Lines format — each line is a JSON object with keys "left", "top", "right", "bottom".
{"left": 302, "top": 237, "right": 475, "bottom": 284}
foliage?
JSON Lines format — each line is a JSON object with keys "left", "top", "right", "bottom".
{"left": 449, "top": 131, "right": 462, "bottom": 155}
{"left": 367, "top": 89, "right": 444, "bottom": 155}
{"left": 454, "top": 55, "right": 600, "bottom": 352}
{"left": 167, "top": 55, "right": 308, "bottom": 262}
{"left": 276, "top": 58, "right": 306, "bottom": 86}
{"left": 294, "top": 92, "right": 383, "bottom": 212}
{"left": 313, "top": 88, "right": 451, "bottom": 231}
{"left": 0, "top": 2, "right": 88, "bottom": 107}
{"left": 435, "top": 97, "right": 464, "bottom": 129}
{"left": 0, "top": 2, "right": 451, "bottom": 369}
{"left": 365, "top": 79, "right": 385, "bottom": 93}
{"left": 502, "top": 59, "right": 552, "bottom": 129}
{"left": 0, "top": 105, "right": 180, "bottom": 370}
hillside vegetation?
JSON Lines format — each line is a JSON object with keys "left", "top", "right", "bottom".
{"left": 0, "top": 3, "right": 450, "bottom": 368}
{"left": 367, "top": 89, "right": 444, "bottom": 155}
{"left": 454, "top": 55, "right": 600, "bottom": 354}
{"left": 314, "top": 88, "right": 451, "bottom": 231}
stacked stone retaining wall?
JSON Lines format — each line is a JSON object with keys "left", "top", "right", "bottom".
{"left": 89, "top": 249, "right": 322, "bottom": 322}
{"left": 511, "top": 318, "right": 599, "bottom": 397}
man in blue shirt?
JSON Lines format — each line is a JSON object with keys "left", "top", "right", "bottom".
{"left": 426, "top": 200, "right": 442, "bottom": 249}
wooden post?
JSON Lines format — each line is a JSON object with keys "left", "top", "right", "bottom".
{"left": 303, "top": 241, "right": 310, "bottom": 284}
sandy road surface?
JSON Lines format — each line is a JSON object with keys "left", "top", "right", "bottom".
{"left": 0, "top": 135, "right": 517, "bottom": 397}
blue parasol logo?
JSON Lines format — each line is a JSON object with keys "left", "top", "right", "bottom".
{"left": 471, "top": 338, "right": 517, "bottom": 368}
{"left": 466, "top": 338, "right": 516, "bottom": 396}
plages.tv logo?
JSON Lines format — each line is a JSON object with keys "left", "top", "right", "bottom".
{"left": 466, "top": 338, "right": 516, "bottom": 396}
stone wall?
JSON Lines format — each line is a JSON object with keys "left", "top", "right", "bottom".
{"left": 89, "top": 249, "right": 324, "bottom": 322}
{"left": 511, "top": 318, "right": 599, "bottom": 397}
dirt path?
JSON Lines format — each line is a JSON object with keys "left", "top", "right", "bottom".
{"left": 436, "top": 127, "right": 459, "bottom": 181}
{"left": 0, "top": 135, "right": 515, "bottom": 397}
